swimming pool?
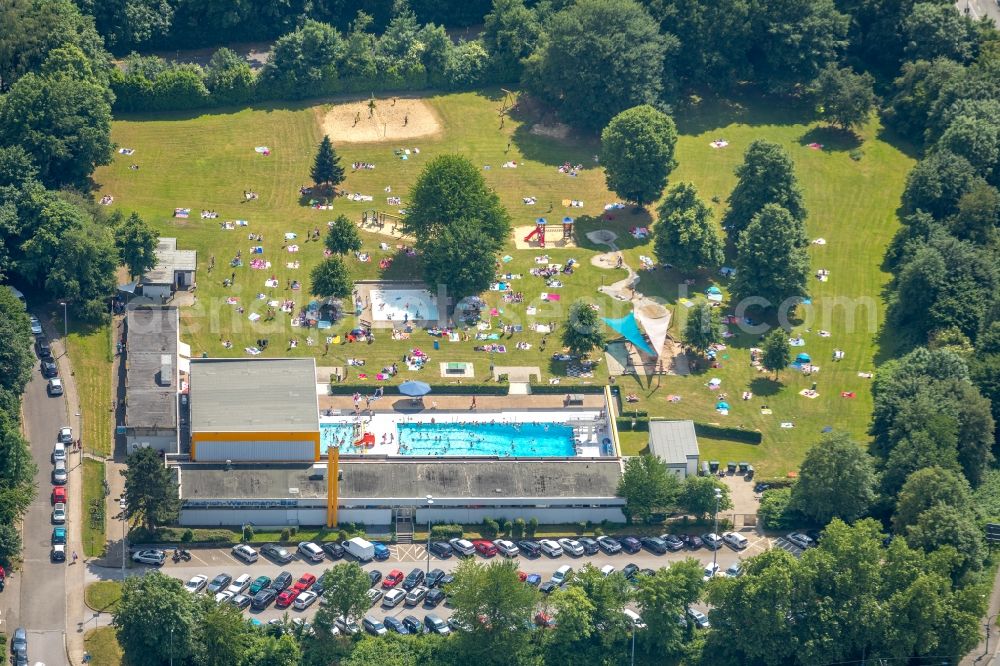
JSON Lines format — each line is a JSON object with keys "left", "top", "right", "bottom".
{"left": 397, "top": 422, "right": 576, "bottom": 457}
{"left": 320, "top": 422, "right": 366, "bottom": 454}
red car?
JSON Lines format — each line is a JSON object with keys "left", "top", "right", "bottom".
{"left": 293, "top": 573, "right": 316, "bottom": 592}
{"left": 382, "top": 569, "right": 404, "bottom": 589}
{"left": 51, "top": 487, "right": 66, "bottom": 504}
{"left": 534, "top": 612, "right": 556, "bottom": 628}
{"left": 275, "top": 588, "right": 300, "bottom": 607}
{"left": 518, "top": 571, "right": 528, "bottom": 582}
{"left": 474, "top": 540, "right": 498, "bottom": 557}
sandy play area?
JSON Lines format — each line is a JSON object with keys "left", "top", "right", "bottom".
{"left": 319, "top": 97, "right": 442, "bottom": 144}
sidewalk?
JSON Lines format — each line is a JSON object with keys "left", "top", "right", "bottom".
{"left": 962, "top": 565, "right": 1000, "bottom": 665}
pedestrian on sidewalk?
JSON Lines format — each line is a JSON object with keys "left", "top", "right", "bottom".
{"left": 72, "top": 551, "right": 78, "bottom": 564}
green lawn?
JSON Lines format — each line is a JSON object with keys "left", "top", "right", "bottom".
{"left": 93, "top": 91, "right": 913, "bottom": 476}
{"left": 65, "top": 323, "right": 114, "bottom": 458}
{"left": 85, "top": 581, "right": 122, "bottom": 612}
{"left": 83, "top": 458, "right": 107, "bottom": 557}
{"left": 84, "top": 626, "right": 123, "bottom": 666}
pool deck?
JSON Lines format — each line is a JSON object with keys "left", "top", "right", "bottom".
{"left": 318, "top": 392, "right": 607, "bottom": 412}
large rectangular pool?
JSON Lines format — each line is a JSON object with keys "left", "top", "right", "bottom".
{"left": 397, "top": 422, "right": 575, "bottom": 457}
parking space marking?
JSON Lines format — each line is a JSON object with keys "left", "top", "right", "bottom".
{"left": 393, "top": 545, "right": 427, "bottom": 562}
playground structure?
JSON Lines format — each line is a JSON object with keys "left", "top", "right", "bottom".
{"left": 361, "top": 209, "right": 405, "bottom": 231}
{"left": 523, "top": 217, "right": 575, "bottom": 249}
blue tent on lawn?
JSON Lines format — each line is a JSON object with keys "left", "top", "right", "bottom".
{"left": 795, "top": 353, "right": 811, "bottom": 363}
{"left": 602, "top": 313, "right": 654, "bottom": 356}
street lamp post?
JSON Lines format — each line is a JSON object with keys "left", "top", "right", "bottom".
{"left": 711, "top": 487, "right": 722, "bottom": 576}
{"left": 426, "top": 495, "right": 433, "bottom": 574}
{"left": 630, "top": 624, "right": 636, "bottom": 666}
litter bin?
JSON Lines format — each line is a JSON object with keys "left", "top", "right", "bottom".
{"left": 433, "top": 340, "right": 440, "bottom": 350}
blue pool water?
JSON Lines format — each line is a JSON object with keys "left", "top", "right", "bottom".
{"left": 397, "top": 422, "right": 575, "bottom": 457}
{"left": 320, "top": 423, "right": 365, "bottom": 454}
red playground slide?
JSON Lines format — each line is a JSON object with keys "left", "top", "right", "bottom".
{"left": 524, "top": 225, "right": 545, "bottom": 248}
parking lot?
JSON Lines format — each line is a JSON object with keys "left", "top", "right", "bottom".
{"left": 97, "top": 533, "right": 779, "bottom": 628}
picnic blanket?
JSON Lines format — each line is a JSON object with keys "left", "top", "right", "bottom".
{"left": 174, "top": 208, "right": 190, "bottom": 218}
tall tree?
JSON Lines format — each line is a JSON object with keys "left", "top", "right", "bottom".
{"left": 115, "top": 211, "right": 158, "bottom": 279}
{"left": 114, "top": 572, "right": 200, "bottom": 665}
{"left": 0, "top": 287, "right": 34, "bottom": 395}
{"left": 683, "top": 300, "right": 723, "bottom": 357}
{"left": 653, "top": 182, "right": 724, "bottom": 273}
{"left": 481, "top": 0, "right": 541, "bottom": 82}
{"left": 678, "top": 475, "right": 733, "bottom": 520}
{"left": 600, "top": 104, "right": 678, "bottom": 208}
{"left": 122, "top": 446, "right": 181, "bottom": 531}
{"left": 309, "top": 256, "right": 353, "bottom": 300}
{"left": 310, "top": 135, "right": 344, "bottom": 191}
{"left": 761, "top": 328, "right": 791, "bottom": 379}
{"left": 952, "top": 182, "right": 1000, "bottom": 246}
{"left": 313, "top": 563, "right": 372, "bottom": 631}
{"left": 790, "top": 432, "right": 876, "bottom": 524}
{"left": 901, "top": 150, "right": 978, "bottom": 218}
{"left": 523, "top": 0, "right": 669, "bottom": 131}
{"left": 903, "top": 1, "right": 979, "bottom": 63}
{"left": 617, "top": 454, "right": 683, "bottom": 523}
{"left": 195, "top": 596, "right": 252, "bottom": 666}
{"left": 905, "top": 503, "right": 985, "bottom": 576}
{"left": 634, "top": 559, "right": 704, "bottom": 659}
{"left": 419, "top": 219, "right": 501, "bottom": 298}
{"left": 561, "top": 300, "right": 605, "bottom": 358}
{"left": 893, "top": 466, "right": 973, "bottom": 532}
{"left": 723, "top": 140, "right": 806, "bottom": 241}
{"left": 937, "top": 116, "right": 1000, "bottom": 181}
{"left": 324, "top": 214, "right": 362, "bottom": 255}
{"left": 732, "top": 204, "right": 810, "bottom": 310}
{"left": 811, "top": 64, "right": 877, "bottom": 131}
{"left": 546, "top": 565, "right": 632, "bottom": 665}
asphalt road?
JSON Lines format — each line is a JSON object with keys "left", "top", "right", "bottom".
{"left": 12, "top": 350, "right": 70, "bottom": 666}
{"left": 88, "top": 536, "right": 770, "bottom": 629}
{"left": 957, "top": 0, "right": 1000, "bottom": 24}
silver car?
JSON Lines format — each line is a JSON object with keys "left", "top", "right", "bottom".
{"left": 52, "top": 502, "right": 66, "bottom": 524}
{"left": 132, "top": 549, "right": 166, "bottom": 566}
{"left": 52, "top": 460, "right": 67, "bottom": 485}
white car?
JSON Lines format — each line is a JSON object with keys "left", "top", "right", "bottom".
{"left": 382, "top": 588, "right": 406, "bottom": 608}
{"left": 51, "top": 502, "right": 66, "bottom": 524}
{"left": 297, "top": 541, "right": 325, "bottom": 563}
{"left": 551, "top": 565, "right": 573, "bottom": 585}
{"left": 232, "top": 543, "right": 258, "bottom": 563}
{"left": 58, "top": 426, "right": 73, "bottom": 444}
{"left": 558, "top": 538, "right": 584, "bottom": 556}
{"left": 703, "top": 563, "right": 720, "bottom": 582}
{"left": 184, "top": 575, "right": 208, "bottom": 593}
{"left": 722, "top": 532, "right": 748, "bottom": 550}
{"left": 293, "top": 591, "right": 318, "bottom": 610}
{"left": 539, "top": 539, "right": 563, "bottom": 557}
{"left": 725, "top": 562, "right": 742, "bottom": 578}
{"left": 495, "top": 539, "right": 519, "bottom": 557}
{"left": 623, "top": 608, "right": 647, "bottom": 629}
{"left": 47, "top": 378, "right": 63, "bottom": 396}
{"left": 787, "top": 532, "right": 814, "bottom": 549}
{"left": 132, "top": 549, "right": 166, "bottom": 566}
{"left": 52, "top": 442, "right": 66, "bottom": 463}
{"left": 215, "top": 591, "right": 234, "bottom": 604}
{"left": 52, "top": 460, "right": 67, "bottom": 485}
{"left": 448, "top": 538, "right": 476, "bottom": 556}
{"left": 227, "top": 574, "right": 253, "bottom": 595}
{"left": 30, "top": 316, "right": 43, "bottom": 335}
{"left": 600, "top": 565, "right": 616, "bottom": 577}
{"left": 687, "top": 608, "right": 711, "bottom": 629}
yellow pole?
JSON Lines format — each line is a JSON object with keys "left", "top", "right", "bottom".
{"left": 327, "top": 446, "right": 339, "bottom": 528}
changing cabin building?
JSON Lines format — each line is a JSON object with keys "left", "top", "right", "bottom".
{"left": 141, "top": 237, "right": 197, "bottom": 301}
{"left": 647, "top": 420, "right": 701, "bottom": 479}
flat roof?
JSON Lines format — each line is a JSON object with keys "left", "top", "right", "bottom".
{"left": 648, "top": 420, "right": 700, "bottom": 464}
{"left": 145, "top": 238, "right": 197, "bottom": 284}
{"left": 177, "top": 459, "right": 624, "bottom": 500}
{"left": 125, "top": 306, "right": 178, "bottom": 430}
{"left": 189, "top": 358, "right": 319, "bottom": 433}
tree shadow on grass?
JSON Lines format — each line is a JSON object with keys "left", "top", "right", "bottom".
{"left": 673, "top": 88, "right": 813, "bottom": 136}
{"left": 749, "top": 377, "right": 783, "bottom": 397}
{"left": 378, "top": 253, "right": 422, "bottom": 281}
{"left": 798, "top": 126, "right": 862, "bottom": 152}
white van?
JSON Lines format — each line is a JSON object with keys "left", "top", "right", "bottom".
{"left": 722, "top": 532, "right": 748, "bottom": 550}
{"left": 52, "top": 442, "right": 66, "bottom": 463}
{"left": 600, "top": 564, "right": 616, "bottom": 577}
{"left": 623, "top": 609, "right": 647, "bottom": 629}
{"left": 551, "top": 565, "right": 573, "bottom": 585}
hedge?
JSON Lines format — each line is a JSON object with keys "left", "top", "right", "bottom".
{"left": 430, "top": 524, "right": 464, "bottom": 539}
{"left": 326, "top": 383, "right": 509, "bottom": 396}
{"left": 529, "top": 384, "right": 608, "bottom": 395}
{"left": 693, "top": 423, "right": 763, "bottom": 444}
{"left": 616, "top": 417, "right": 650, "bottom": 432}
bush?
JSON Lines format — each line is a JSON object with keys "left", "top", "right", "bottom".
{"left": 576, "top": 521, "right": 587, "bottom": 534}
{"left": 527, "top": 518, "right": 539, "bottom": 537}
{"left": 279, "top": 528, "right": 291, "bottom": 542}
{"left": 243, "top": 525, "right": 254, "bottom": 541}
{"left": 758, "top": 488, "right": 801, "bottom": 529}
{"left": 430, "top": 524, "right": 464, "bottom": 539}
{"left": 480, "top": 518, "right": 500, "bottom": 539}
{"left": 289, "top": 526, "right": 297, "bottom": 537}
{"left": 180, "top": 529, "right": 194, "bottom": 543}
{"left": 594, "top": 526, "right": 604, "bottom": 537}
{"left": 616, "top": 417, "right": 650, "bottom": 432}
{"left": 500, "top": 519, "right": 511, "bottom": 536}
{"left": 512, "top": 518, "right": 526, "bottom": 539}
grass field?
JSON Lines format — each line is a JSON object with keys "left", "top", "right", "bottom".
{"left": 93, "top": 91, "right": 913, "bottom": 476}
{"left": 85, "top": 580, "right": 122, "bottom": 612}
{"left": 84, "top": 626, "right": 123, "bottom": 666}
{"left": 65, "top": 323, "right": 114, "bottom": 458}
{"left": 82, "top": 458, "right": 107, "bottom": 557}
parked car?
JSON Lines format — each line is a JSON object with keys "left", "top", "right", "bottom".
{"left": 597, "top": 536, "right": 622, "bottom": 554}
{"left": 293, "top": 574, "right": 317, "bottom": 591}
{"left": 423, "top": 588, "right": 445, "bottom": 607}
{"left": 622, "top": 563, "right": 640, "bottom": 580}
{"left": 251, "top": 588, "right": 278, "bottom": 610}
{"left": 577, "top": 537, "right": 600, "bottom": 555}
{"left": 384, "top": 616, "right": 409, "bottom": 634}
{"left": 372, "top": 542, "right": 391, "bottom": 560}
{"left": 429, "top": 541, "right": 453, "bottom": 558}
{"left": 539, "top": 581, "right": 558, "bottom": 594}
{"left": 364, "top": 588, "right": 383, "bottom": 606}
{"left": 131, "top": 549, "right": 165, "bottom": 566}
{"left": 41, "top": 359, "right": 58, "bottom": 378}
{"left": 425, "top": 613, "right": 451, "bottom": 635}
{"left": 363, "top": 616, "right": 387, "bottom": 636}
{"left": 334, "top": 616, "right": 361, "bottom": 635}
{"left": 35, "top": 338, "right": 52, "bottom": 359}
{"left": 539, "top": 539, "right": 564, "bottom": 557}
{"left": 322, "top": 542, "right": 345, "bottom": 560}
{"left": 558, "top": 538, "right": 584, "bottom": 556}
{"left": 402, "top": 568, "right": 425, "bottom": 591}
{"left": 600, "top": 564, "right": 616, "bottom": 577}
{"left": 310, "top": 579, "right": 326, "bottom": 597}
{"left": 30, "top": 316, "right": 43, "bottom": 336}
{"left": 261, "top": 544, "right": 293, "bottom": 564}
{"left": 448, "top": 538, "right": 475, "bottom": 556}
{"left": 517, "top": 540, "right": 542, "bottom": 557}
{"left": 525, "top": 573, "right": 542, "bottom": 587}
{"left": 57, "top": 427, "right": 73, "bottom": 444}
{"left": 368, "top": 570, "right": 383, "bottom": 587}
{"left": 425, "top": 568, "right": 446, "bottom": 588}
{"left": 215, "top": 591, "right": 234, "bottom": 604}
{"left": 683, "top": 534, "right": 704, "bottom": 549}
{"left": 787, "top": 532, "right": 815, "bottom": 549}
{"left": 47, "top": 378, "right": 63, "bottom": 396}
{"left": 405, "top": 586, "right": 429, "bottom": 606}
{"left": 722, "top": 532, "right": 748, "bottom": 550}
{"left": 495, "top": 539, "right": 520, "bottom": 557}
{"left": 297, "top": 541, "right": 325, "bottom": 563}
{"left": 473, "top": 539, "right": 498, "bottom": 557}
{"left": 51, "top": 486, "right": 66, "bottom": 504}
{"left": 229, "top": 543, "right": 257, "bottom": 563}
{"left": 703, "top": 563, "right": 720, "bottom": 581}
{"left": 249, "top": 576, "right": 271, "bottom": 595}
{"left": 230, "top": 594, "right": 252, "bottom": 610}
{"left": 623, "top": 609, "right": 647, "bottom": 629}
{"left": 551, "top": 565, "right": 573, "bottom": 585}
{"left": 640, "top": 536, "right": 667, "bottom": 554}
{"left": 620, "top": 537, "right": 642, "bottom": 554}
{"left": 725, "top": 562, "right": 743, "bottom": 578}
{"left": 51, "top": 544, "right": 66, "bottom": 562}
{"left": 52, "top": 460, "right": 67, "bottom": 485}
{"left": 184, "top": 575, "right": 208, "bottom": 593}
{"left": 275, "top": 588, "right": 300, "bottom": 608}
{"left": 271, "top": 571, "right": 293, "bottom": 591}
{"left": 207, "top": 574, "right": 232, "bottom": 594}
{"left": 51, "top": 502, "right": 66, "bottom": 524}
{"left": 401, "top": 615, "right": 423, "bottom": 634}
{"left": 382, "top": 589, "right": 406, "bottom": 609}
{"left": 687, "top": 607, "right": 711, "bottom": 629}
{"left": 383, "top": 569, "right": 405, "bottom": 589}
{"left": 661, "top": 534, "right": 685, "bottom": 551}
{"left": 701, "top": 533, "right": 723, "bottom": 550}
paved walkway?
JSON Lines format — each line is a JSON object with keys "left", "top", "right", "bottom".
{"left": 962, "top": 567, "right": 1000, "bottom": 665}
{"left": 318, "top": 392, "right": 606, "bottom": 413}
